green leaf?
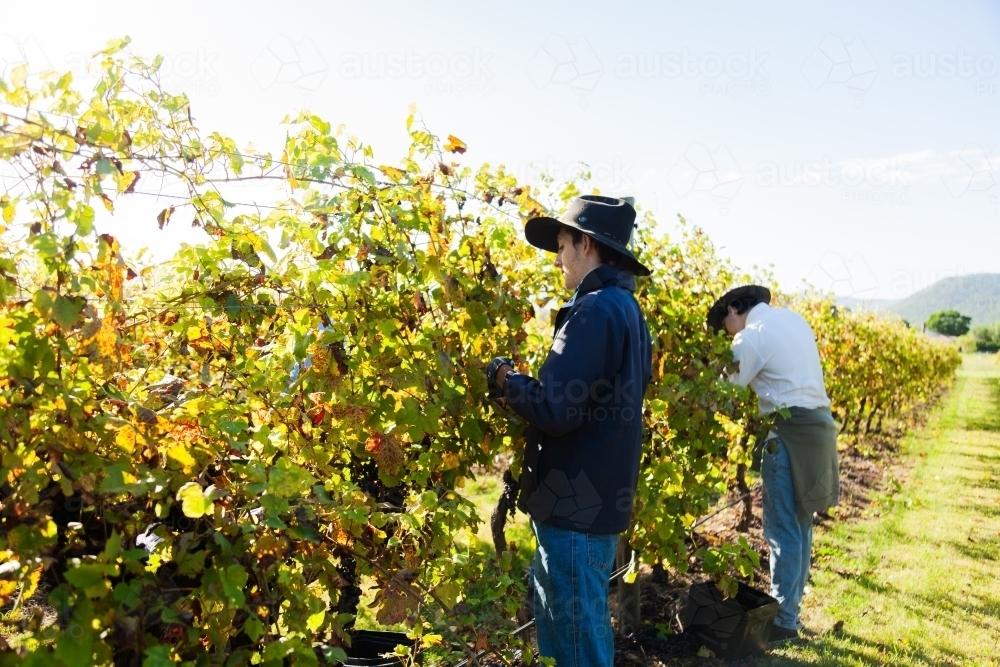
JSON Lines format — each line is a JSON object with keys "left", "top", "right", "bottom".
{"left": 64, "top": 562, "right": 117, "bottom": 588}
{"left": 142, "top": 645, "right": 175, "bottom": 667}
{"left": 64, "top": 561, "right": 117, "bottom": 598}
{"left": 95, "top": 157, "right": 116, "bottom": 177}
{"left": 52, "top": 295, "right": 84, "bottom": 329}
{"left": 114, "top": 580, "right": 145, "bottom": 610}
{"left": 320, "top": 647, "right": 348, "bottom": 664}
{"left": 177, "top": 482, "right": 212, "bottom": 518}
{"left": 71, "top": 203, "right": 95, "bottom": 235}
{"left": 32, "top": 289, "right": 54, "bottom": 318}
{"left": 54, "top": 625, "right": 95, "bottom": 667}
{"left": 268, "top": 458, "right": 315, "bottom": 498}
{"left": 350, "top": 165, "right": 376, "bottom": 185}
{"left": 244, "top": 617, "right": 265, "bottom": 642}
{"left": 434, "top": 582, "right": 460, "bottom": 608}
{"left": 221, "top": 564, "right": 248, "bottom": 607}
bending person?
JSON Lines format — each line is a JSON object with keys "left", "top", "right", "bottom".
{"left": 707, "top": 286, "right": 839, "bottom": 643}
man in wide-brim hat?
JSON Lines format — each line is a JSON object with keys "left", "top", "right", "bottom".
{"left": 485, "top": 195, "right": 653, "bottom": 667}
{"left": 708, "top": 285, "right": 840, "bottom": 643}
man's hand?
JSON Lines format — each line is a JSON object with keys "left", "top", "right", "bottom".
{"left": 485, "top": 356, "right": 514, "bottom": 399}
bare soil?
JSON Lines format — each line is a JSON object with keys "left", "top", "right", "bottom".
{"left": 595, "top": 417, "right": 932, "bottom": 667}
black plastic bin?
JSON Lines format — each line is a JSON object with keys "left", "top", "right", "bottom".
{"left": 680, "top": 580, "right": 779, "bottom": 660}
{"left": 337, "top": 630, "right": 415, "bottom": 666}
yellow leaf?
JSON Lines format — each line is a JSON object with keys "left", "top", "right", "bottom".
{"left": 11, "top": 63, "right": 28, "bottom": 88}
{"left": 167, "top": 443, "right": 197, "bottom": 472}
{"left": 381, "top": 165, "right": 406, "bottom": 182}
{"left": 0, "top": 580, "right": 17, "bottom": 606}
{"left": 40, "top": 519, "right": 57, "bottom": 539}
{"left": 306, "top": 609, "right": 326, "bottom": 632}
{"left": 116, "top": 171, "right": 138, "bottom": 194}
{"left": 116, "top": 426, "right": 137, "bottom": 453}
{"left": 421, "top": 634, "right": 443, "bottom": 647}
{"left": 442, "top": 452, "right": 460, "bottom": 470}
{"left": 176, "top": 482, "right": 211, "bottom": 518}
{"left": 95, "top": 318, "right": 117, "bottom": 357}
{"left": 1, "top": 197, "right": 14, "bottom": 224}
{"left": 443, "top": 135, "right": 467, "bottom": 154}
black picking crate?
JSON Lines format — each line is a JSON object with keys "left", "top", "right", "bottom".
{"left": 337, "top": 630, "right": 414, "bottom": 666}
{"left": 680, "top": 580, "right": 779, "bottom": 660}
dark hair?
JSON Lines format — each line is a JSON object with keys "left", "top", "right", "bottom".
{"left": 727, "top": 296, "right": 760, "bottom": 315}
{"left": 565, "top": 228, "right": 625, "bottom": 267}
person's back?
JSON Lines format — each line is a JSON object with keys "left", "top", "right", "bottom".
{"left": 732, "top": 303, "right": 829, "bottom": 414}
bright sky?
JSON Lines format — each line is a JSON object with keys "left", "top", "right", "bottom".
{"left": 2, "top": 0, "right": 998, "bottom": 299}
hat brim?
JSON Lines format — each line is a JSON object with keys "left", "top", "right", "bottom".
{"left": 707, "top": 285, "right": 772, "bottom": 332}
{"left": 524, "top": 216, "right": 652, "bottom": 277}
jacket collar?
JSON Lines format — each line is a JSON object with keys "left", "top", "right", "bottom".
{"left": 560, "top": 265, "right": 636, "bottom": 310}
{"left": 577, "top": 264, "right": 637, "bottom": 296}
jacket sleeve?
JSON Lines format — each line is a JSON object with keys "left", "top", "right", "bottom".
{"left": 502, "top": 299, "right": 622, "bottom": 437}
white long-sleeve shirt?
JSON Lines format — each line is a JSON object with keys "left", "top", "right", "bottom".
{"left": 731, "top": 303, "right": 830, "bottom": 414}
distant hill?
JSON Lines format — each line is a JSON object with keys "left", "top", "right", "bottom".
{"left": 836, "top": 296, "right": 898, "bottom": 311}
{"left": 889, "top": 273, "right": 1000, "bottom": 327}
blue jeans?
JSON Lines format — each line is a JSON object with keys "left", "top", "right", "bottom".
{"left": 762, "top": 437, "right": 813, "bottom": 630}
{"left": 531, "top": 520, "right": 619, "bottom": 667}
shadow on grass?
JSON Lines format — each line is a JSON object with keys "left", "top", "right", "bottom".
{"left": 963, "top": 377, "right": 1000, "bottom": 432}
{"left": 761, "top": 629, "right": 969, "bottom": 667}
{"left": 973, "top": 451, "right": 1000, "bottom": 466}
{"left": 958, "top": 501, "right": 1000, "bottom": 517}
{"left": 851, "top": 572, "right": 894, "bottom": 597}
{"left": 910, "top": 588, "right": 1000, "bottom": 623}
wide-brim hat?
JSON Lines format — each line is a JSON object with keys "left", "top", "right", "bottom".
{"left": 706, "top": 284, "right": 772, "bottom": 332}
{"left": 524, "top": 195, "right": 651, "bottom": 277}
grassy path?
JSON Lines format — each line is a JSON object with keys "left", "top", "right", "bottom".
{"left": 761, "top": 354, "right": 1000, "bottom": 666}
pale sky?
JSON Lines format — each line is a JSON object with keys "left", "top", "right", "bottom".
{"left": 1, "top": 0, "right": 998, "bottom": 299}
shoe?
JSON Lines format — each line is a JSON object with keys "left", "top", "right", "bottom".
{"left": 768, "top": 624, "right": 800, "bottom": 643}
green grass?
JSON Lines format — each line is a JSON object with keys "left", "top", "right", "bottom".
{"left": 761, "top": 354, "right": 1000, "bottom": 667}
{"left": 459, "top": 471, "right": 534, "bottom": 553}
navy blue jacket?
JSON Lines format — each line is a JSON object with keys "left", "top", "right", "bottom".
{"left": 502, "top": 265, "right": 652, "bottom": 534}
